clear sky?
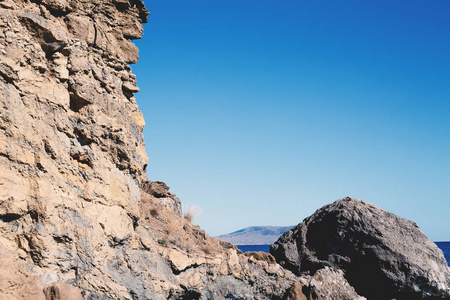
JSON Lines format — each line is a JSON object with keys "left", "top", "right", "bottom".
{"left": 132, "top": 0, "right": 450, "bottom": 241}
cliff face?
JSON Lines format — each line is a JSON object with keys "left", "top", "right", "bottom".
{"left": 0, "top": 0, "right": 148, "bottom": 297}
{"left": 5, "top": 2, "right": 433, "bottom": 300}
{"left": 0, "top": 1, "right": 304, "bottom": 299}
{"left": 0, "top": 0, "right": 149, "bottom": 219}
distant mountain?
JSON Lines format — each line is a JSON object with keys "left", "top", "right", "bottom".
{"left": 216, "top": 226, "right": 294, "bottom": 245}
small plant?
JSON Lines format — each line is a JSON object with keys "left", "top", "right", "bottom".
{"left": 157, "top": 239, "right": 168, "bottom": 247}
{"left": 141, "top": 190, "right": 152, "bottom": 202}
{"left": 183, "top": 203, "right": 201, "bottom": 223}
{"left": 202, "top": 244, "right": 214, "bottom": 255}
{"left": 180, "top": 235, "right": 193, "bottom": 251}
{"left": 149, "top": 206, "right": 159, "bottom": 217}
{"left": 165, "top": 220, "right": 178, "bottom": 236}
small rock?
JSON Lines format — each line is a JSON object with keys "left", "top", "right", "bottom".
{"left": 5, "top": 31, "right": 16, "bottom": 43}
{"left": 40, "top": 273, "right": 58, "bottom": 285}
{"left": 0, "top": 1, "right": 14, "bottom": 9}
{"left": 284, "top": 282, "right": 307, "bottom": 300}
{"left": 43, "top": 282, "right": 83, "bottom": 300}
{"left": 122, "top": 81, "right": 140, "bottom": 93}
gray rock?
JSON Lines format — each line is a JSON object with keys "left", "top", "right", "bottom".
{"left": 305, "top": 267, "right": 366, "bottom": 300}
{"left": 271, "top": 197, "right": 450, "bottom": 300}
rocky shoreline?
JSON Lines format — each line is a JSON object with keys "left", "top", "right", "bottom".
{"left": 1, "top": 0, "right": 449, "bottom": 299}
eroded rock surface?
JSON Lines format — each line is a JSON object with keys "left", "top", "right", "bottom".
{"left": 0, "top": 1, "right": 424, "bottom": 299}
{"left": 0, "top": 1, "right": 303, "bottom": 299}
{"left": 271, "top": 197, "right": 450, "bottom": 300}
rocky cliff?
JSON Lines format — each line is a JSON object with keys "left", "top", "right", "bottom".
{"left": 2, "top": 1, "right": 444, "bottom": 300}
{"left": 0, "top": 1, "right": 305, "bottom": 299}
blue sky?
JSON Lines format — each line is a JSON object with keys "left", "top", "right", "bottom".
{"left": 133, "top": 0, "right": 450, "bottom": 240}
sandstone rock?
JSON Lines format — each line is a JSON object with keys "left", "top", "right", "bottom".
{"left": 0, "top": 61, "right": 18, "bottom": 82}
{"left": 163, "top": 248, "right": 193, "bottom": 272}
{"left": 18, "top": 12, "right": 68, "bottom": 54}
{"left": 0, "top": 248, "right": 46, "bottom": 300}
{"left": 97, "top": 205, "right": 133, "bottom": 245}
{"left": 43, "top": 282, "right": 83, "bottom": 300}
{"left": 0, "top": 1, "right": 15, "bottom": 10}
{"left": 64, "top": 14, "right": 96, "bottom": 45}
{"left": 0, "top": 171, "right": 28, "bottom": 220}
{"left": 284, "top": 282, "right": 308, "bottom": 300}
{"left": 244, "top": 251, "right": 277, "bottom": 264}
{"left": 271, "top": 197, "right": 450, "bottom": 299}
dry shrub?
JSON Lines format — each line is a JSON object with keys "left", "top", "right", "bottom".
{"left": 166, "top": 220, "right": 178, "bottom": 236}
{"left": 141, "top": 190, "right": 151, "bottom": 203}
{"left": 149, "top": 206, "right": 159, "bottom": 217}
{"left": 182, "top": 235, "right": 197, "bottom": 252}
{"left": 140, "top": 191, "right": 152, "bottom": 219}
{"left": 202, "top": 244, "right": 214, "bottom": 255}
{"left": 183, "top": 204, "right": 201, "bottom": 223}
{"left": 157, "top": 239, "right": 168, "bottom": 247}
{"left": 140, "top": 190, "right": 163, "bottom": 221}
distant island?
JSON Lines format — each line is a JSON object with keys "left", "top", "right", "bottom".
{"left": 216, "top": 226, "right": 294, "bottom": 245}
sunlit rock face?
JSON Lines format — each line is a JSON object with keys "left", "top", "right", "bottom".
{"left": 271, "top": 197, "right": 450, "bottom": 300}
{"left": 0, "top": 1, "right": 305, "bottom": 299}
{"left": 3, "top": 1, "right": 427, "bottom": 299}
{"left": 0, "top": 0, "right": 149, "bottom": 234}
{"left": 0, "top": 0, "right": 151, "bottom": 297}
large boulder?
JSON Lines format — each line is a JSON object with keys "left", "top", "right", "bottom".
{"left": 271, "top": 197, "right": 450, "bottom": 300}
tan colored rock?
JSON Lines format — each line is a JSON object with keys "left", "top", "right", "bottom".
{"left": 228, "top": 249, "right": 240, "bottom": 267}
{"left": 163, "top": 248, "right": 193, "bottom": 272}
{"left": 284, "top": 282, "right": 308, "bottom": 300}
{"left": 52, "top": 53, "right": 69, "bottom": 81}
{"left": 43, "top": 282, "right": 83, "bottom": 300}
{"left": 18, "top": 12, "right": 68, "bottom": 53}
{"left": 0, "top": 1, "right": 15, "bottom": 9}
{"left": 122, "top": 81, "right": 140, "bottom": 93}
{"left": 40, "top": 0, "right": 71, "bottom": 13}
{"left": 0, "top": 250, "right": 46, "bottom": 300}
{"left": 98, "top": 206, "right": 133, "bottom": 244}
{"left": 65, "top": 14, "right": 96, "bottom": 45}
{"left": 244, "top": 251, "right": 276, "bottom": 264}
{"left": 0, "top": 171, "right": 29, "bottom": 219}
{"left": 68, "top": 55, "right": 90, "bottom": 73}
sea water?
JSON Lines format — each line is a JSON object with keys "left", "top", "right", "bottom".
{"left": 435, "top": 242, "right": 450, "bottom": 266}
{"left": 237, "top": 242, "right": 450, "bottom": 266}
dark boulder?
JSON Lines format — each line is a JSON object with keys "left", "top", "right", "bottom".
{"left": 270, "top": 197, "right": 450, "bottom": 300}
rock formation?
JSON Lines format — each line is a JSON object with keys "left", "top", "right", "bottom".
{"left": 1, "top": 1, "right": 440, "bottom": 299}
{"left": 271, "top": 197, "right": 450, "bottom": 300}
{"left": 0, "top": 1, "right": 307, "bottom": 299}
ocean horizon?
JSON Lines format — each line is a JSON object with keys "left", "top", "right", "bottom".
{"left": 238, "top": 242, "right": 450, "bottom": 266}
